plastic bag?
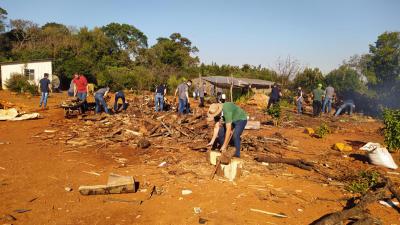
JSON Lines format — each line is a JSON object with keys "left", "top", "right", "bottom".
{"left": 360, "top": 142, "right": 398, "bottom": 169}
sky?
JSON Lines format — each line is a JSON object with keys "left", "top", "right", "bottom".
{"left": 2, "top": 0, "right": 400, "bottom": 73}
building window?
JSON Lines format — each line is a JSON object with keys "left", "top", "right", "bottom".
{"left": 24, "top": 69, "right": 35, "bottom": 81}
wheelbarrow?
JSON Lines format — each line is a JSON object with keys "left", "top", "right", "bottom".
{"left": 60, "top": 99, "right": 85, "bottom": 118}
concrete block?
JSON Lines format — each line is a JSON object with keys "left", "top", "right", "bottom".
{"left": 209, "top": 151, "right": 221, "bottom": 165}
{"left": 220, "top": 158, "right": 244, "bottom": 181}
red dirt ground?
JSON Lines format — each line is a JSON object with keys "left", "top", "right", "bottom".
{"left": 0, "top": 90, "right": 399, "bottom": 225}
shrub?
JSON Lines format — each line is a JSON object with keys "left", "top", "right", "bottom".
{"left": 314, "top": 123, "right": 330, "bottom": 138}
{"left": 5, "top": 74, "right": 38, "bottom": 95}
{"left": 346, "top": 170, "right": 379, "bottom": 194}
{"left": 383, "top": 109, "right": 400, "bottom": 152}
{"left": 267, "top": 103, "right": 281, "bottom": 119}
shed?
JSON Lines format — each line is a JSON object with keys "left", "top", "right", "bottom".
{"left": 1, "top": 59, "right": 52, "bottom": 89}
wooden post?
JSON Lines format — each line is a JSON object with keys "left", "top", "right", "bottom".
{"left": 230, "top": 74, "right": 233, "bottom": 102}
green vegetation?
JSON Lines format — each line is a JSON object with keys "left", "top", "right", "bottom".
{"left": 346, "top": 170, "right": 380, "bottom": 194}
{"left": 314, "top": 123, "right": 330, "bottom": 138}
{"left": 267, "top": 103, "right": 281, "bottom": 126}
{"left": 383, "top": 109, "right": 400, "bottom": 152}
{"left": 5, "top": 75, "right": 38, "bottom": 95}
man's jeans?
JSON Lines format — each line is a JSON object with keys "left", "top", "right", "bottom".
{"left": 296, "top": 99, "right": 302, "bottom": 114}
{"left": 335, "top": 102, "right": 355, "bottom": 116}
{"left": 95, "top": 94, "right": 110, "bottom": 114}
{"left": 322, "top": 97, "right": 333, "bottom": 113}
{"left": 155, "top": 93, "right": 164, "bottom": 112}
{"left": 199, "top": 97, "right": 205, "bottom": 107}
{"left": 39, "top": 92, "right": 48, "bottom": 107}
{"left": 216, "top": 120, "right": 247, "bottom": 157}
{"left": 178, "top": 98, "right": 188, "bottom": 114}
{"left": 77, "top": 92, "right": 88, "bottom": 112}
{"left": 313, "top": 100, "right": 322, "bottom": 117}
{"left": 114, "top": 92, "right": 127, "bottom": 112}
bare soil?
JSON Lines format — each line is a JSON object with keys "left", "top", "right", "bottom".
{"left": 0, "top": 90, "right": 399, "bottom": 225}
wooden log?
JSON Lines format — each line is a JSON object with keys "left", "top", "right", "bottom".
{"left": 255, "top": 155, "right": 314, "bottom": 171}
{"left": 310, "top": 189, "right": 386, "bottom": 225}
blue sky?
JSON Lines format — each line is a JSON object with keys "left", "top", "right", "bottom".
{"left": 2, "top": 0, "right": 400, "bottom": 73}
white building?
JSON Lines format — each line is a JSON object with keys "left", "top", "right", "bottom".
{"left": 1, "top": 59, "right": 52, "bottom": 89}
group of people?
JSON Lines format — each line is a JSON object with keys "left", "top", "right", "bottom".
{"left": 37, "top": 73, "right": 357, "bottom": 163}
{"left": 310, "top": 84, "right": 355, "bottom": 117}
{"left": 66, "top": 74, "right": 127, "bottom": 114}
{"left": 265, "top": 82, "right": 356, "bottom": 117}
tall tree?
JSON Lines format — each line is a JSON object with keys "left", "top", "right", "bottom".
{"left": 292, "top": 67, "right": 324, "bottom": 93}
{"left": 275, "top": 55, "right": 302, "bottom": 88}
{"left": 102, "top": 22, "right": 148, "bottom": 59}
{"left": 0, "top": 7, "right": 7, "bottom": 32}
{"left": 325, "top": 65, "right": 365, "bottom": 94}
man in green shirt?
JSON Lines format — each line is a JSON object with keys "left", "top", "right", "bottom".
{"left": 207, "top": 102, "right": 248, "bottom": 158}
{"left": 312, "top": 83, "right": 324, "bottom": 117}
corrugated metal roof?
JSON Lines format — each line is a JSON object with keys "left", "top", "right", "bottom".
{"left": 201, "top": 76, "right": 274, "bottom": 88}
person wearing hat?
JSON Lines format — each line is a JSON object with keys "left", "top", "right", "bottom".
{"left": 311, "top": 83, "right": 324, "bottom": 117}
{"left": 207, "top": 102, "right": 248, "bottom": 158}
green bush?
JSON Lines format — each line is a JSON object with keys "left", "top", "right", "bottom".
{"left": 314, "top": 123, "right": 330, "bottom": 138}
{"left": 267, "top": 103, "right": 281, "bottom": 120}
{"left": 5, "top": 74, "right": 38, "bottom": 95}
{"left": 346, "top": 170, "right": 379, "bottom": 194}
{"left": 383, "top": 109, "right": 400, "bottom": 152}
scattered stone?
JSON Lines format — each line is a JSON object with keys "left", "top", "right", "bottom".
{"left": 199, "top": 217, "right": 208, "bottom": 224}
{"left": 333, "top": 143, "right": 352, "bottom": 152}
{"left": 65, "top": 187, "right": 73, "bottom": 192}
{"left": 137, "top": 138, "right": 151, "bottom": 149}
{"left": 182, "top": 189, "right": 192, "bottom": 195}
{"left": 304, "top": 128, "right": 315, "bottom": 135}
{"left": 193, "top": 207, "right": 202, "bottom": 214}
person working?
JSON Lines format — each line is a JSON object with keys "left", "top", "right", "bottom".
{"left": 335, "top": 99, "right": 355, "bottom": 117}
{"left": 155, "top": 83, "right": 167, "bottom": 112}
{"left": 174, "top": 80, "right": 192, "bottom": 114}
{"left": 312, "top": 83, "right": 324, "bottom": 117}
{"left": 267, "top": 83, "right": 282, "bottom": 109}
{"left": 322, "top": 84, "right": 335, "bottom": 114}
{"left": 114, "top": 86, "right": 127, "bottom": 112}
{"left": 38, "top": 73, "right": 52, "bottom": 109}
{"left": 94, "top": 86, "right": 110, "bottom": 114}
{"left": 207, "top": 102, "right": 248, "bottom": 158}
{"left": 199, "top": 83, "right": 206, "bottom": 107}
{"left": 296, "top": 86, "right": 303, "bottom": 114}
{"left": 73, "top": 73, "right": 88, "bottom": 113}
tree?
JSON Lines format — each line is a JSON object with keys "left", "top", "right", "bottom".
{"left": 325, "top": 65, "right": 365, "bottom": 94}
{"left": 368, "top": 32, "right": 400, "bottom": 96}
{"left": 275, "top": 55, "right": 302, "bottom": 88}
{"left": 102, "top": 23, "right": 148, "bottom": 59}
{"left": 0, "top": 7, "right": 7, "bottom": 32}
{"left": 292, "top": 67, "right": 324, "bottom": 93}
{"left": 139, "top": 33, "right": 199, "bottom": 70}
{"left": 9, "top": 19, "right": 41, "bottom": 50}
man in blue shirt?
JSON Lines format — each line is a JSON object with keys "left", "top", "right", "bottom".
{"left": 267, "top": 83, "right": 282, "bottom": 109}
{"left": 38, "top": 73, "right": 52, "bottom": 109}
{"left": 94, "top": 86, "right": 110, "bottom": 114}
{"left": 155, "top": 83, "right": 167, "bottom": 112}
